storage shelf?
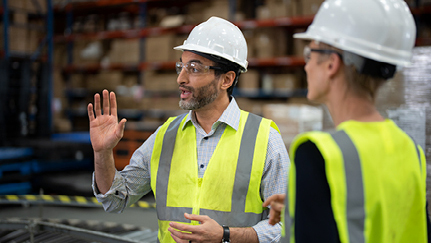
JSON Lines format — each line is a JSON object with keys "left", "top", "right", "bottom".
{"left": 67, "top": 108, "right": 181, "bottom": 120}
{"left": 62, "top": 56, "right": 305, "bottom": 73}
{"left": 53, "top": 16, "right": 313, "bottom": 42}
{"left": 54, "top": 25, "right": 194, "bottom": 42}
{"left": 55, "top": 0, "right": 159, "bottom": 11}
{"left": 236, "top": 16, "right": 313, "bottom": 29}
{"left": 233, "top": 88, "right": 308, "bottom": 99}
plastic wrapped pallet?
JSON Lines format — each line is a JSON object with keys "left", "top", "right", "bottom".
{"left": 263, "top": 103, "right": 323, "bottom": 148}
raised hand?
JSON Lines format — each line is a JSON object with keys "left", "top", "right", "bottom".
{"left": 262, "top": 194, "right": 285, "bottom": 225}
{"left": 87, "top": 89, "right": 127, "bottom": 153}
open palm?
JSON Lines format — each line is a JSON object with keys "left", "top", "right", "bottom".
{"left": 87, "top": 90, "right": 126, "bottom": 153}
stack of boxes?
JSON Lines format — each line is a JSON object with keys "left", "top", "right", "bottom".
{"left": 0, "top": 0, "right": 46, "bottom": 53}
{"left": 51, "top": 0, "right": 328, "bottom": 147}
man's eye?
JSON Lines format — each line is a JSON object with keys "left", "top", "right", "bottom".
{"left": 191, "top": 68, "right": 200, "bottom": 73}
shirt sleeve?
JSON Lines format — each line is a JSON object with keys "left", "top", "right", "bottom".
{"left": 294, "top": 140, "right": 340, "bottom": 243}
{"left": 252, "top": 127, "right": 290, "bottom": 243}
{"left": 92, "top": 129, "right": 158, "bottom": 213}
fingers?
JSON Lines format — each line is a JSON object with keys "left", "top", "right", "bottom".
{"left": 183, "top": 213, "right": 207, "bottom": 223}
{"left": 92, "top": 90, "right": 119, "bottom": 119}
{"left": 169, "top": 221, "right": 192, "bottom": 232}
{"left": 169, "top": 231, "right": 188, "bottom": 243}
{"left": 116, "top": 118, "right": 127, "bottom": 139}
{"left": 110, "top": 91, "right": 118, "bottom": 118}
{"left": 271, "top": 201, "right": 285, "bottom": 212}
{"left": 168, "top": 226, "right": 192, "bottom": 242}
{"left": 94, "top": 93, "right": 101, "bottom": 117}
{"left": 268, "top": 210, "right": 281, "bottom": 225}
{"left": 263, "top": 194, "right": 285, "bottom": 207}
{"left": 88, "top": 103, "right": 95, "bottom": 122}
{"left": 102, "top": 89, "right": 110, "bottom": 116}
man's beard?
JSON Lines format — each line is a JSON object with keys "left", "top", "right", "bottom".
{"left": 179, "top": 78, "right": 219, "bottom": 110}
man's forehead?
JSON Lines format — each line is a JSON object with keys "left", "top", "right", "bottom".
{"left": 181, "top": 51, "right": 213, "bottom": 65}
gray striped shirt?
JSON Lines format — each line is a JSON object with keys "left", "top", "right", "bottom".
{"left": 93, "top": 97, "right": 290, "bottom": 242}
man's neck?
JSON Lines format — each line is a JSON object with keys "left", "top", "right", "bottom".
{"left": 194, "top": 96, "right": 230, "bottom": 133}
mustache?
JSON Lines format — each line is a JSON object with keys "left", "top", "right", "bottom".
{"left": 179, "top": 85, "right": 194, "bottom": 92}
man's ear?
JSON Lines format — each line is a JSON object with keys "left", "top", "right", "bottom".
{"left": 220, "top": 71, "right": 236, "bottom": 91}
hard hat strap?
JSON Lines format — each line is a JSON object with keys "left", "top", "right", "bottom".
{"left": 343, "top": 51, "right": 396, "bottom": 79}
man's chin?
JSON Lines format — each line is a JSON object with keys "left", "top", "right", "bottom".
{"left": 179, "top": 100, "right": 193, "bottom": 110}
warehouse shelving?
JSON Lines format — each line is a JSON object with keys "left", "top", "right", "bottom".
{"left": 52, "top": 0, "right": 431, "bottom": 134}
{"left": 0, "top": 0, "right": 54, "bottom": 143}
{"left": 60, "top": 56, "right": 306, "bottom": 73}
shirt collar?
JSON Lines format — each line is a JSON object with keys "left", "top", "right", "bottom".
{"left": 182, "top": 97, "right": 241, "bottom": 131}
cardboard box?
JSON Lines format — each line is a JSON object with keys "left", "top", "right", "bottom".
{"left": 54, "top": 44, "right": 68, "bottom": 66}
{"left": 68, "top": 74, "right": 86, "bottom": 88}
{"left": 292, "top": 28, "right": 308, "bottom": 57}
{"left": 242, "top": 29, "right": 255, "bottom": 58}
{"left": 109, "top": 39, "right": 140, "bottom": 63}
{"left": 7, "top": 0, "right": 25, "bottom": 9}
{"left": 142, "top": 71, "right": 178, "bottom": 91}
{"left": 24, "top": 0, "right": 48, "bottom": 13}
{"left": 254, "top": 27, "right": 288, "bottom": 58}
{"left": 238, "top": 69, "right": 260, "bottom": 94}
{"left": 13, "top": 13, "right": 27, "bottom": 24}
{"left": 53, "top": 71, "right": 65, "bottom": 98}
{"left": 257, "top": 0, "right": 294, "bottom": 19}
{"left": 300, "top": 0, "right": 324, "bottom": 16}
{"left": 145, "top": 35, "right": 177, "bottom": 62}
{"left": 272, "top": 73, "right": 300, "bottom": 92}
{"left": 173, "top": 34, "right": 188, "bottom": 61}
{"left": 116, "top": 96, "right": 141, "bottom": 109}
{"left": 236, "top": 98, "right": 264, "bottom": 115}
{"left": 4, "top": 26, "right": 27, "bottom": 52}
{"left": 262, "top": 103, "right": 323, "bottom": 147}
{"left": 186, "top": 1, "right": 209, "bottom": 24}
{"left": 87, "top": 71, "right": 123, "bottom": 91}
{"left": 140, "top": 97, "right": 181, "bottom": 111}
{"left": 203, "top": 0, "right": 230, "bottom": 21}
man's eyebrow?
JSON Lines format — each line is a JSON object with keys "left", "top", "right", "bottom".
{"left": 189, "top": 59, "right": 203, "bottom": 64}
{"left": 180, "top": 59, "right": 204, "bottom": 64}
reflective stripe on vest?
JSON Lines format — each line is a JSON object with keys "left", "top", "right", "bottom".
{"left": 154, "top": 111, "right": 269, "bottom": 225}
{"left": 332, "top": 130, "right": 365, "bottom": 243}
{"left": 283, "top": 127, "right": 425, "bottom": 243}
{"left": 280, "top": 130, "right": 366, "bottom": 243}
{"left": 156, "top": 113, "right": 191, "bottom": 222}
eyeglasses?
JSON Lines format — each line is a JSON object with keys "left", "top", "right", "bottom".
{"left": 175, "top": 61, "right": 223, "bottom": 75}
{"left": 303, "top": 46, "right": 343, "bottom": 63}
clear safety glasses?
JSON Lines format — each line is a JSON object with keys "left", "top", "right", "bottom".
{"left": 303, "top": 46, "right": 343, "bottom": 63}
{"left": 175, "top": 61, "right": 223, "bottom": 75}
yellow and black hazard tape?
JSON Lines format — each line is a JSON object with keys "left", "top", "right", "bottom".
{"left": 0, "top": 195, "right": 156, "bottom": 208}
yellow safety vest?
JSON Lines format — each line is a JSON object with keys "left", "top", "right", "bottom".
{"left": 150, "top": 110, "right": 280, "bottom": 243}
{"left": 282, "top": 120, "right": 427, "bottom": 243}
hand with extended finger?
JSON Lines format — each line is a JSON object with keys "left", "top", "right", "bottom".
{"left": 262, "top": 194, "right": 285, "bottom": 225}
{"left": 168, "top": 213, "right": 223, "bottom": 243}
{"left": 87, "top": 89, "right": 127, "bottom": 153}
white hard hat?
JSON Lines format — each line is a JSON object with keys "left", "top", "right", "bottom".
{"left": 174, "top": 16, "right": 248, "bottom": 72}
{"left": 294, "top": 0, "right": 416, "bottom": 66}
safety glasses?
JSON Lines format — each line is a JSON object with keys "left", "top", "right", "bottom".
{"left": 303, "top": 46, "right": 343, "bottom": 63}
{"left": 175, "top": 61, "right": 223, "bottom": 75}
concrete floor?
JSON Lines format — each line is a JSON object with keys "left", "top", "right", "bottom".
{"left": 0, "top": 203, "right": 159, "bottom": 231}
{"left": 0, "top": 170, "right": 159, "bottom": 231}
